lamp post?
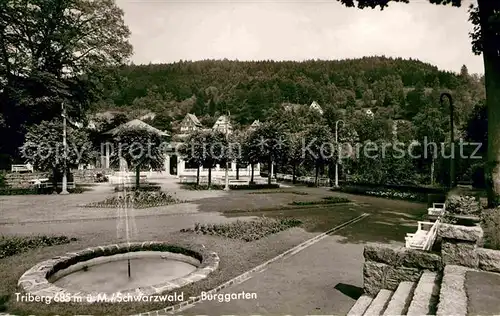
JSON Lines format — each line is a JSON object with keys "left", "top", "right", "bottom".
{"left": 440, "top": 92, "right": 455, "bottom": 188}
{"left": 224, "top": 111, "right": 230, "bottom": 191}
{"left": 60, "top": 102, "right": 69, "bottom": 195}
{"left": 335, "top": 120, "right": 344, "bottom": 188}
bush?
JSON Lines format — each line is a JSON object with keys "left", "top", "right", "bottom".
{"left": 470, "top": 162, "right": 486, "bottom": 188}
{"left": 180, "top": 217, "right": 302, "bottom": 241}
{"left": 86, "top": 191, "right": 184, "bottom": 208}
{"left": 0, "top": 172, "right": 5, "bottom": 188}
{"left": 0, "top": 235, "right": 76, "bottom": 259}
{"left": 446, "top": 194, "right": 482, "bottom": 216}
{"left": 290, "top": 196, "right": 350, "bottom": 205}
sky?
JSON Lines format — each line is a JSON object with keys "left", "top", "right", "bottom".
{"left": 117, "top": 0, "right": 484, "bottom": 74}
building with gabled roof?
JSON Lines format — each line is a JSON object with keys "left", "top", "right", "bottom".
{"left": 248, "top": 120, "right": 261, "bottom": 131}
{"left": 309, "top": 101, "right": 323, "bottom": 115}
{"left": 212, "top": 115, "right": 232, "bottom": 135}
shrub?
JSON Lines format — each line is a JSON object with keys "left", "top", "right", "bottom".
{"left": 180, "top": 217, "right": 302, "bottom": 241}
{"left": 0, "top": 172, "right": 5, "bottom": 188}
{"left": 0, "top": 186, "right": 87, "bottom": 195}
{"left": 86, "top": 191, "right": 184, "bottom": 208}
{"left": 446, "top": 194, "right": 482, "bottom": 216}
{"left": 290, "top": 196, "right": 350, "bottom": 205}
{"left": 0, "top": 235, "right": 76, "bottom": 259}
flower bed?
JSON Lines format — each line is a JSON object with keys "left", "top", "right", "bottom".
{"left": 181, "top": 183, "right": 280, "bottom": 190}
{"left": 85, "top": 191, "right": 185, "bottom": 208}
{"left": 290, "top": 196, "right": 351, "bottom": 206}
{"left": 180, "top": 218, "right": 302, "bottom": 241}
{"left": 247, "top": 190, "right": 309, "bottom": 195}
{"left": 0, "top": 235, "right": 76, "bottom": 259}
{"left": 336, "top": 185, "right": 427, "bottom": 202}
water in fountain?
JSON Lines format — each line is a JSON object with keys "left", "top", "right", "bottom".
{"left": 116, "top": 157, "right": 138, "bottom": 278}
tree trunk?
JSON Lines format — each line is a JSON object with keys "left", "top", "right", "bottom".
{"left": 292, "top": 163, "right": 296, "bottom": 184}
{"left": 236, "top": 164, "right": 239, "bottom": 180}
{"left": 135, "top": 165, "right": 140, "bottom": 189}
{"left": 478, "top": 0, "right": 500, "bottom": 207}
{"left": 315, "top": 163, "right": 319, "bottom": 187}
{"left": 251, "top": 164, "right": 255, "bottom": 184}
{"left": 52, "top": 168, "right": 57, "bottom": 194}
{"left": 208, "top": 167, "right": 212, "bottom": 187}
{"left": 430, "top": 157, "right": 435, "bottom": 186}
{"left": 196, "top": 165, "right": 200, "bottom": 185}
{"left": 268, "top": 158, "right": 272, "bottom": 185}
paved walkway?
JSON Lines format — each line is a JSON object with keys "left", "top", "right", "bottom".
{"left": 177, "top": 235, "right": 365, "bottom": 315}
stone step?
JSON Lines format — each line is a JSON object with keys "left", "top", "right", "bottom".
{"left": 347, "top": 295, "right": 374, "bottom": 316}
{"left": 436, "top": 265, "right": 471, "bottom": 316}
{"left": 363, "top": 289, "right": 393, "bottom": 316}
{"left": 383, "top": 281, "right": 416, "bottom": 315}
{"left": 407, "top": 271, "right": 441, "bottom": 316}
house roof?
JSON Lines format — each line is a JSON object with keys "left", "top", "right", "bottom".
{"left": 104, "top": 119, "right": 170, "bottom": 136}
{"left": 187, "top": 113, "right": 202, "bottom": 126}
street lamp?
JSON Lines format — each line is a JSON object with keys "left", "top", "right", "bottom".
{"left": 335, "top": 120, "right": 345, "bottom": 188}
{"left": 60, "top": 102, "right": 69, "bottom": 195}
{"left": 224, "top": 111, "right": 230, "bottom": 191}
{"left": 440, "top": 92, "right": 455, "bottom": 188}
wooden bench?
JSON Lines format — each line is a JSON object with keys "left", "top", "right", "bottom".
{"left": 405, "top": 220, "right": 440, "bottom": 251}
{"left": 11, "top": 164, "right": 33, "bottom": 172}
{"left": 229, "top": 179, "right": 249, "bottom": 186}
{"left": 428, "top": 203, "right": 445, "bottom": 216}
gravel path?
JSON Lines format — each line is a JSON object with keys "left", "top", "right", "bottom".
{"left": 178, "top": 235, "right": 365, "bottom": 315}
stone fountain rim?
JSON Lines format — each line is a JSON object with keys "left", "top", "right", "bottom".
{"left": 17, "top": 241, "right": 219, "bottom": 303}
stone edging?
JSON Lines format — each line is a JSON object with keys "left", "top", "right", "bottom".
{"left": 436, "top": 265, "right": 473, "bottom": 316}
{"left": 17, "top": 241, "right": 219, "bottom": 303}
{"left": 134, "top": 213, "right": 370, "bottom": 316}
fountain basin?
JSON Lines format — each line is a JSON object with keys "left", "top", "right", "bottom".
{"left": 18, "top": 241, "right": 219, "bottom": 303}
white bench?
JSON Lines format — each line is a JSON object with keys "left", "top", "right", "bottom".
{"left": 428, "top": 203, "right": 445, "bottom": 216}
{"left": 11, "top": 164, "right": 33, "bottom": 172}
{"left": 229, "top": 179, "right": 249, "bottom": 186}
{"left": 405, "top": 220, "right": 440, "bottom": 251}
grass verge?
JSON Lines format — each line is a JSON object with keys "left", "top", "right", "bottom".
{"left": 290, "top": 196, "right": 351, "bottom": 206}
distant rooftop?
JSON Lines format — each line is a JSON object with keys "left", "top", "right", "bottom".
{"left": 104, "top": 119, "right": 170, "bottom": 136}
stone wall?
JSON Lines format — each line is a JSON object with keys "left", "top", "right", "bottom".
{"left": 439, "top": 223, "right": 483, "bottom": 268}
{"left": 362, "top": 243, "right": 442, "bottom": 296}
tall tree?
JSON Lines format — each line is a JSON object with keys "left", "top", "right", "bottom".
{"left": 0, "top": 0, "right": 132, "bottom": 159}
{"left": 335, "top": 0, "right": 500, "bottom": 206}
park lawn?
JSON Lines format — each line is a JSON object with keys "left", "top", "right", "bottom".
{"left": 1, "top": 206, "right": 360, "bottom": 315}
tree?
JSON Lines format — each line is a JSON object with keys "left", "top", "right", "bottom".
{"left": 109, "top": 128, "right": 165, "bottom": 188}
{"left": 303, "top": 125, "right": 334, "bottom": 186}
{"left": 0, "top": 0, "right": 132, "bottom": 159}
{"left": 249, "top": 122, "right": 288, "bottom": 184}
{"left": 242, "top": 130, "right": 262, "bottom": 183}
{"left": 178, "top": 130, "right": 205, "bottom": 185}
{"left": 288, "top": 131, "right": 306, "bottom": 184}
{"left": 335, "top": 0, "right": 500, "bottom": 206}
{"left": 199, "top": 130, "right": 228, "bottom": 187}
{"left": 20, "top": 119, "right": 93, "bottom": 190}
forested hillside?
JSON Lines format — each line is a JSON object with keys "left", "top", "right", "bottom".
{"left": 95, "top": 56, "right": 484, "bottom": 129}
